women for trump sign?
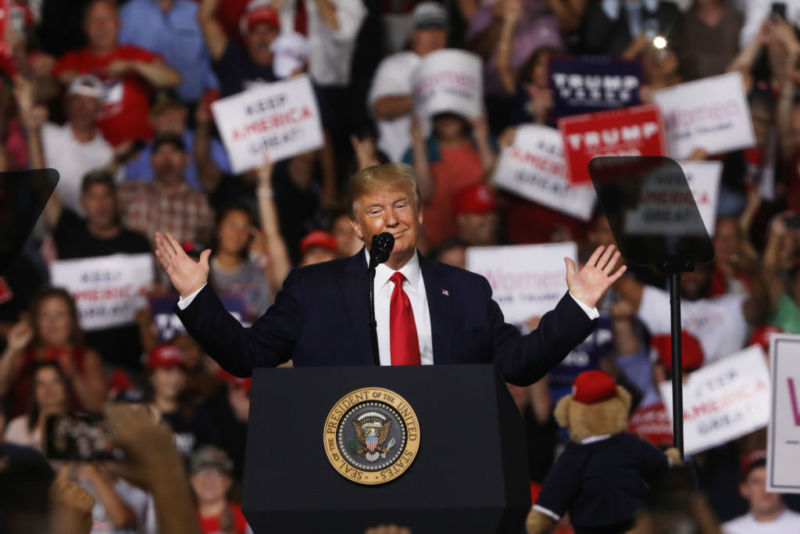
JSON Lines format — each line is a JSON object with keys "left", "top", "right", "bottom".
{"left": 465, "top": 242, "right": 576, "bottom": 325}
{"left": 212, "top": 75, "right": 324, "bottom": 173}
{"left": 653, "top": 72, "right": 755, "bottom": 160}
{"left": 412, "top": 49, "right": 483, "bottom": 120}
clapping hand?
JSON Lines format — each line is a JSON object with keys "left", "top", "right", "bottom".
{"left": 154, "top": 232, "right": 210, "bottom": 298}
{"left": 565, "top": 245, "right": 626, "bottom": 309}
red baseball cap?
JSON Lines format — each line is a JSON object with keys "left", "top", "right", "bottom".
{"left": 146, "top": 343, "right": 188, "bottom": 371}
{"left": 300, "top": 230, "right": 337, "bottom": 255}
{"left": 454, "top": 183, "right": 497, "bottom": 215}
{"left": 652, "top": 331, "right": 704, "bottom": 373}
{"left": 241, "top": 0, "right": 280, "bottom": 33}
{"left": 572, "top": 370, "right": 617, "bottom": 404}
{"left": 740, "top": 449, "right": 767, "bottom": 480}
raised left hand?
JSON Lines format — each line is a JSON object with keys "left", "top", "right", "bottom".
{"left": 565, "top": 244, "right": 626, "bottom": 309}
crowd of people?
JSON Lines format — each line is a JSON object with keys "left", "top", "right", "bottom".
{"left": 2, "top": 0, "right": 800, "bottom": 532}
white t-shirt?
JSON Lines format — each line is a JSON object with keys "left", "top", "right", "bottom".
{"left": 4, "top": 415, "right": 41, "bottom": 451}
{"left": 723, "top": 509, "right": 800, "bottom": 534}
{"left": 368, "top": 51, "right": 421, "bottom": 163}
{"left": 638, "top": 285, "right": 748, "bottom": 365}
{"left": 41, "top": 122, "right": 114, "bottom": 215}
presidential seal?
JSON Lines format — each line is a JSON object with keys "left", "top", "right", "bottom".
{"left": 323, "top": 387, "right": 420, "bottom": 485}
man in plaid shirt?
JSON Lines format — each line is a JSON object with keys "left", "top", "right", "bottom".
{"left": 118, "top": 133, "right": 214, "bottom": 249}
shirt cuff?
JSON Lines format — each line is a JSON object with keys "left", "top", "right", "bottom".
{"left": 569, "top": 292, "right": 600, "bottom": 320}
{"left": 532, "top": 504, "right": 561, "bottom": 521}
{"left": 177, "top": 284, "right": 206, "bottom": 310}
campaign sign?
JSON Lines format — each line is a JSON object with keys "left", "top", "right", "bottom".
{"left": 660, "top": 345, "right": 770, "bottom": 456}
{"left": 549, "top": 55, "right": 642, "bottom": 118}
{"left": 623, "top": 160, "right": 721, "bottom": 238}
{"left": 653, "top": 72, "right": 755, "bottom": 159}
{"left": 212, "top": 75, "right": 324, "bottom": 174}
{"left": 493, "top": 125, "right": 595, "bottom": 221}
{"left": 50, "top": 254, "right": 154, "bottom": 331}
{"left": 412, "top": 49, "right": 483, "bottom": 120}
{"left": 767, "top": 333, "right": 800, "bottom": 493}
{"left": 149, "top": 293, "right": 247, "bottom": 344}
{"left": 559, "top": 104, "right": 666, "bottom": 184}
{"left": 465, "top": 242, "right": 576, "bottom": 325}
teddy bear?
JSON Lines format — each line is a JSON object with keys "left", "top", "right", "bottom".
{"left": 527, "top": 370, "right": 681, "bottom": 534}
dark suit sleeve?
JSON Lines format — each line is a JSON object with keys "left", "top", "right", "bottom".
{"left": 485, "top": 277, "right": 595, "bottom": 385}
{"left": 176, "top": 269, "right": 306, "bottom": 376}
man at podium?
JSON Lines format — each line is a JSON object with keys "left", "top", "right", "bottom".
{"left": 154, "top": 163, "right": 625, "bottom": 384}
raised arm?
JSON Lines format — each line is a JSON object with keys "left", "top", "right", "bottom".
{"left": 255, "top": 159, "right": 292, "bottom": 294}
{"left": 194, "top": 103, "right": 224, "bottom": 194}
{"left": 494, "top": 0, "right": 521, "bottom": 95}
{"left": 0, "top": 320, "right": 34, "bottom": 397}
{"left": 409, "top": 115, "right": 434, "bottom": 202}
{"left": 197, "top": 0, "right": 229, "bottom": 61}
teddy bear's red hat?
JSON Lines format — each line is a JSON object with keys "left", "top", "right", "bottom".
{"left": 572, "top": 370, "right": 617, "bottom": 404}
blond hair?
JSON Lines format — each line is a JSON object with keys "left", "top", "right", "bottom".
{"left": 348, "top": 163, "right": 421, "bottom": 218}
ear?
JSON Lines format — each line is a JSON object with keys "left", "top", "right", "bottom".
{"left": 616, "top": 385, "right": 632, "bottom": 413}
{"left": 554, "top": 395, "right": 571, "bottom": 428}
{"left": 350, "top": 217, "right": 364, "bottom": 242}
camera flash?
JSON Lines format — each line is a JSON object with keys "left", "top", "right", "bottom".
{"left": 653, "top": 36, "right": 668, "bottom": 50}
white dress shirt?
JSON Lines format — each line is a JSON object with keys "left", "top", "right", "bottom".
{"left": 367, "top": 249, "right": 434, "bottom": 366}
{"left": 177, "top": 250, "right": 599, "bottom": 365}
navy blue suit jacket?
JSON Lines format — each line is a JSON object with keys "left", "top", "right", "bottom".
{"left": 176, "top": 250, "right": 596, "bottom": 385}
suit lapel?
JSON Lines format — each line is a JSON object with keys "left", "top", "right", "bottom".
{"left": 420, "top": 254, "right": 454, "bottom": 365}
{"left": 338, "top": 249, "right": 376, "bottom": 366}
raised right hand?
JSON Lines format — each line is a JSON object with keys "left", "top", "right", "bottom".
{"left": 6, "top": 319, "right": 33, "bottom": 353}
{"left": 154, "top": 232, "right": 211, "bottom": 298}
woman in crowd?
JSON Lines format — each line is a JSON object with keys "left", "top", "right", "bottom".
{"left": 404, "top": 112, "right": 496, "bottom": 250}
{"left": 144, "top": 342, "right": 196, "bottom": 457}
{"left": 4, "top": 360, "right": 71, "bottom": 451}
{"left": 208, "top": 160, "right": 291, "bottom": 323}
{"left": 0, "top": 287, "right": 105, "bottom": 417}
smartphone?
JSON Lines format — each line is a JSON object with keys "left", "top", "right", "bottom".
{"left": 44, "top": 413, "right": 124, "bottom": 461}
{"left": 772, "top": 2, "right": 788, "bottom": 19}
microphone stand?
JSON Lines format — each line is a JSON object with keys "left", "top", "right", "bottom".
{"left": 367, "top": 233, "right": 394, "bottom": 366}
{"left": 369, "top": 266, "right": 380, "bottom": 366}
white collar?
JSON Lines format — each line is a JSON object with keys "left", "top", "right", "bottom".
{"left": 364, "top": 248, "right": 422, "bottom": 291}
{"left": 580, "top": 434, "right": 612, "bottom": 445}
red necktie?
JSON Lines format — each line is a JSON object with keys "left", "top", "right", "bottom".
{"left": 389, "top": 272, "right": 421, "bottom": 366}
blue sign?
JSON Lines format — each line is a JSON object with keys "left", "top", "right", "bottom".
{"left": 549, "top": 55, "right": 642, "bottom": 118}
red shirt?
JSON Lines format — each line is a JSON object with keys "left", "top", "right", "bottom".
{"left": 423, "top": 143, "right": 484, "bottom": 248}
{"left": 54, "top": 45, "right": 161, "bottom": 146}
{"left": 197, "top": 503, "right": 248, "bottom": 534}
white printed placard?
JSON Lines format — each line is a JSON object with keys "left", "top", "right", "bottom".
{"left": 50, "top": 254, "right": 154, "bottom": 331}
{"left": 653, "top": 72, "right": 755, "bottom": 159}
{"left": 412, "top": 49, "right": 483, "bottom": 120}
{"left": 660, "top": 345, "right": 770, "bottom": 456}
{"left": 767, "top": 333, "right": 800, "bottom": 493}
{"left": 493, "top": 125, "right": 596, "bottom": 221}
{"left": 212, "top": 75, "right": 324, "bottom": 174}
{"left": 466, "top": 242, "right": 575, "bottom": 324}
{"left": 680, "top": 161, "right": 721, "bottom": 236}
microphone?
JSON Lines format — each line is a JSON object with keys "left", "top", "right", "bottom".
{"left": 368, "top": 232, "right": 395, "bottom": 270}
